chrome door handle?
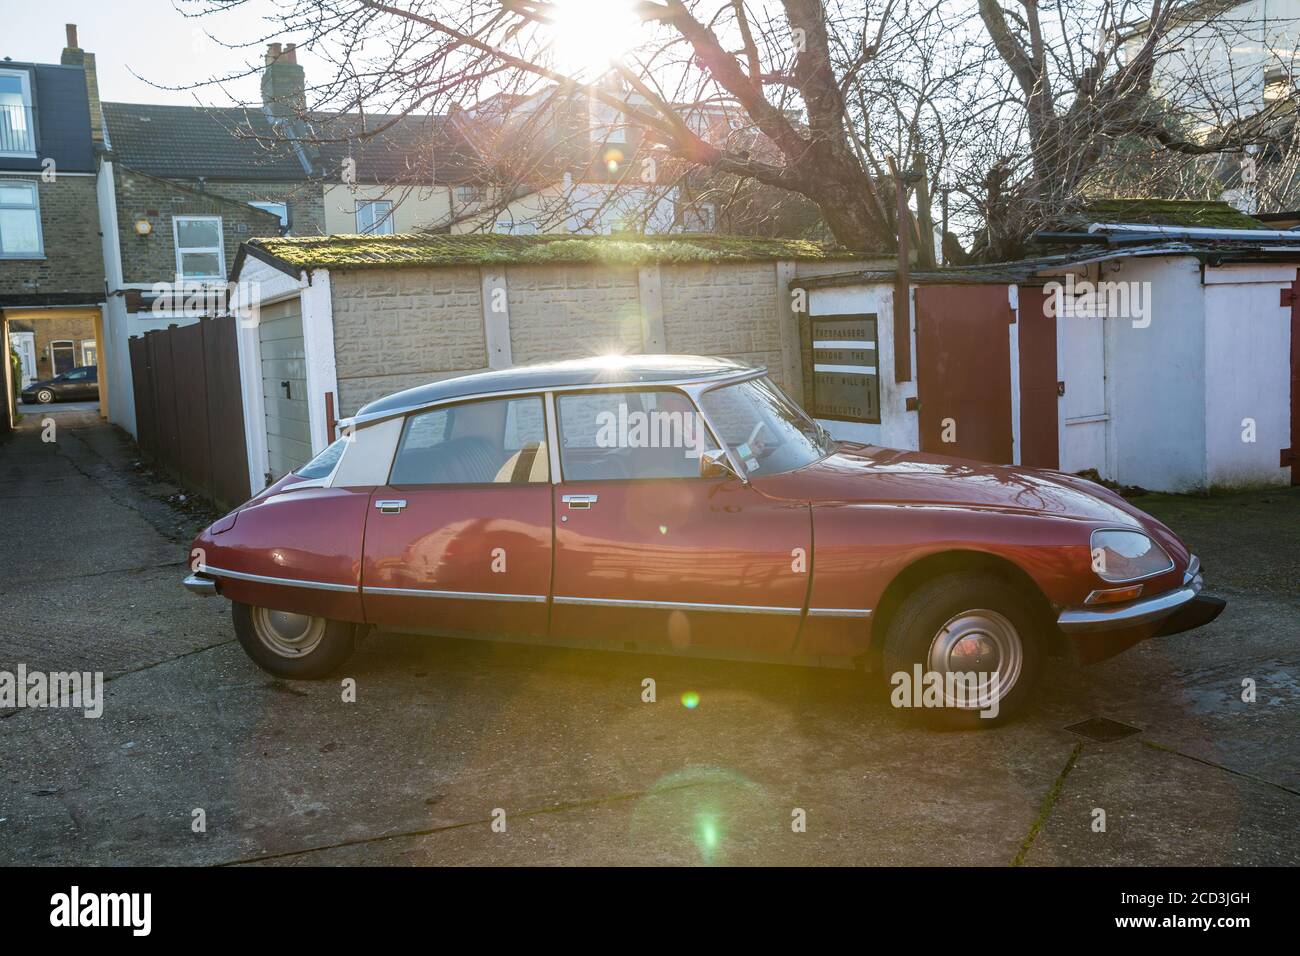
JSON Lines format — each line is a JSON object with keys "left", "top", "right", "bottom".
{"left": 562, "top": 494, "right": 598, "bottom": 509}
{"left": 375, "top": 499, "right": 407, "bottom": 514}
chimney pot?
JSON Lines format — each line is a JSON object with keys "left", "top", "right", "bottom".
{"left": 283, "top": 43, "right": 297, "bottom": 64}
{"left": 266, "top": 42, "right": 282, "bottom": 66}
{"left": 65, "top": 23, "right": 78, "bottom": 48}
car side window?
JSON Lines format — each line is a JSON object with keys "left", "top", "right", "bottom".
{"left": 557, "top": 390, "right": 718, "bottom": 481}
{"left": 389, "top": 396, "right": 549, "bottom": 486}
{"left": 64, "top": 368, "right": 88, "bottom": 380}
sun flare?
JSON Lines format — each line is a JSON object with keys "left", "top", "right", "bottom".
{"left": 545, "top": 0, "right": 643, "bottom": 76}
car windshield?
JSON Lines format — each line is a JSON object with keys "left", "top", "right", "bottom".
{"left": 700, "top": 376, "right": 832, "bottom": 476}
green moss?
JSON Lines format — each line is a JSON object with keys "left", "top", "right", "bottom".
{"left": 250, "top": 232, "right": 859, "bottom": 271}
{"left": 1079, "top": 199, "right": 1267, "bottom": 230}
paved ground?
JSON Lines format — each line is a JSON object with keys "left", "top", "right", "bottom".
{"left": 1, "top": 409, "right": 1296, "bottom": 866}
{"left": 16, "top": 400, "right": 101, "bottom": 415}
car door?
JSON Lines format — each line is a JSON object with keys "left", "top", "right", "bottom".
{"left": 360, "top": 394, "right": 553, "bottom": 639}
{"left": 550, "top": 388, "right": 811, "bottom": 655}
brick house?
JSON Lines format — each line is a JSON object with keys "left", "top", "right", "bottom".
{"left": 1, "top": 25, "right": 106, "bottom": 423}
{"left": 95, "top": 42, "right": 488, "bottom": 436}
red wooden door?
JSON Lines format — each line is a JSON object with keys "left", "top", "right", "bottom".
{"left": 915, "top": 284, "right": 1014, "bottom": 463}
{"left": 1018, "top": 286, "right": 1060, "bottom": 469}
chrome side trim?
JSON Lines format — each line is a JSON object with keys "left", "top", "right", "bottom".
{"left": 200, "top": 565, "right": 359, "bottom": 593}
{"left": 361, "top": 586, "right": 547, "bottom": 603}
{"left": 553, "top": 595, "right": 801, "bottom": 615}
{"left": 806, "top": 607, "right": 873, "bottom": 619}
{"left": 1057, "top": 585, "right": 1197, "bottom": 634}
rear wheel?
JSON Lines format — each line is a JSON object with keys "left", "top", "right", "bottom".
{"left": 881, "top": 573, "right": 1042, "bottom": 728}
{"left": 232, "top": 602, "right": 356, "bottom": 678}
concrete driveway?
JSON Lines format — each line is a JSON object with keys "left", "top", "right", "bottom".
{"left": 1, "top": 409, "right": 1296, "bottom": 866}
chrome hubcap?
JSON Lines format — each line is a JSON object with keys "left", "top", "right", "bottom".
{"left": 926, "top": 608, "right": 1022, "bottom": 709}
{"left": 251, "top": 606, "right": 326, "bottom": 659}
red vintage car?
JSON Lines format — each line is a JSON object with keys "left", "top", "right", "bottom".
{"left": 185, "top": 355, "right": 1223, "bottom": 725}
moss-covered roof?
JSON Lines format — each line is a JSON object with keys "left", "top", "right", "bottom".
{"left": 244, "top": 233, "right": 860, "bottom": 272}
{"left": 1077, "top": 199, "right": 1267, "bottom": 230}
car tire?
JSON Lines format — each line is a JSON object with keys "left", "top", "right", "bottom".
{"left": 35, "top": 388, "right": 54, "bottom": 404}
{"left": 881, "top": 572, "right": 1042, "bottom": 728}
{"left": 232, "top": 602, "right": 356, "bottom": 678}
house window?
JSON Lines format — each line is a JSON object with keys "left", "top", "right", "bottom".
{"left": 494, "top": 217, "right": 538, "bottom": 235}
{"left": 0, "top": 69, "right": 35, "bottom": 156}
{"left": 81, "top": 339, "right": 97, "bottom": 367}
{"left": 356, "top": 200, "right": 394, "bottom": 235}
{"left": 173, "top": 216, "right": 225, "bottom": 280}
{"left": 0, "top": 180, "right": 42, "bottom": 257}
{"left": 456, "top": 185, "right": 481, "bottom": 206}
{"left": 248, "top": 201, "right": 289, "bottom": 230}
{"left": 681, "top": 202, "right": 716, "bottom": 232}
{"left": 50, "top": 340, "right": 76, "bottom": 376}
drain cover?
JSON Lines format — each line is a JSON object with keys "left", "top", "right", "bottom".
{"left": 1065, "top": 717, "right": 1141, "bottom": 742}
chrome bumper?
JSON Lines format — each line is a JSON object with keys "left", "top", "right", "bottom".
{"left": 183, "top": 571, "right": 218, "bottom": 597}
{"left": 1057, "top": 555, "right": 1208, "bottom": 635}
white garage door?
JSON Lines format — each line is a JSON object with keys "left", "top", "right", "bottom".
{"left": 259, "top": 298, "right": 311, "bottom": 481}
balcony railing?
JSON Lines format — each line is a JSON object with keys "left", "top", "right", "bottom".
{"left": 0, "top": 103, "right": 35, "bottom": 154}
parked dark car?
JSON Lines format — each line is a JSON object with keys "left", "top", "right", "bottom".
{"left": 21, "top": 365, "right": 98, "bottom": 404}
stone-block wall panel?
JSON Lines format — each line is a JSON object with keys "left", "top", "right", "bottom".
{"left": 660, "top": 263, "right": 783, "bottom": 386}
{"left": 0, "top": 175, "right": 104, "bottom": 297}
{"left": 330, "top": 268, "right": 487, "bottom": 411}
{"left": 506, "top": 264, "right": 643, "bottom": 364}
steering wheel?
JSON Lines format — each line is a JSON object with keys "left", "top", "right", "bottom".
{"left": 744, "top": 419, "right": 773, "bottom": 459}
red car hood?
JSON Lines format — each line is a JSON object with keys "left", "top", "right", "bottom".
{"left": 757, "top": 442, "right": 1166, "bottom": 529}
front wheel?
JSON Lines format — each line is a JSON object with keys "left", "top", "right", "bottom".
{"left": 881, "top": 573, "right": 1042, "bottom": 728}
{"left": 232, "top": 602, "right": 356, "bottom": 678}
{"left": 35, "top": 388, "right": 54, "bottom": 404}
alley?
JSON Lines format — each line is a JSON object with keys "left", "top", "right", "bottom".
{"left": 1, "top": 412, "right": 1297, "bottom": 866}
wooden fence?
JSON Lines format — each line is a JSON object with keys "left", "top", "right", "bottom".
{"left": 128, "top": 316, "right": 251, "bottom": 511}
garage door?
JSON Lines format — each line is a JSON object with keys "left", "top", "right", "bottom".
{"left": 259, "top": 298, "right": 310, "bottom": 481}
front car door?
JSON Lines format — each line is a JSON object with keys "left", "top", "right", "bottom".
{"left": 361, "top": 394, "right": 553, "bottom": 638}
{"left": 550, "top": 387, "right": 811, "bottom": 656}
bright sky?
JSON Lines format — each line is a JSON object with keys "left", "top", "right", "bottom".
{"left": 2, "top": 0, "right": 323, "bottom": 106}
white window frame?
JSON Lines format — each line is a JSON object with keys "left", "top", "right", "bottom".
{"left": 81, "top": 339, "right": 97, "bottom": 366}
{"left": 172, "top": 215, "right": 226, "bottom": 280}
{"left": 0, "top": 68, "right": 36, "bottom": 158}
{"left": 455, "top": 185, "right": 481, "bottom": 206}
{"left": 49, "top": 339, "right": 76, "bottom": 375}
{"left": 356, "top": 200, "right": 394, "bottom": 235}
{"left": 0, "top": 178, "right": 43, "bottom": 258}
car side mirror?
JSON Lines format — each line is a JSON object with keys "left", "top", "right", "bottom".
{"left": 700, "top": 448, "right": 742, "bottom": 481}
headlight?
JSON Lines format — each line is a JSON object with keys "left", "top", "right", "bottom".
{"left": 1090, "top": 529, "right": 1174, "bottom": 582}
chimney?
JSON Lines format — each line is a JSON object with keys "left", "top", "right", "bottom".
{"left": 60, "top": 24, "right": 104, "bottom": 145}
{"left": 262, "top": 42, "right": 305, "bottom": 119}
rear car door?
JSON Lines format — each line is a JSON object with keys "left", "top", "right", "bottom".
{"left": 360, "top": 395, "right": 553, "bottom": 638}
{"left": 550, "top": 388, "right": 811, "bottom": 655}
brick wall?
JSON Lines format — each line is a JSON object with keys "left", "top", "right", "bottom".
{"left": 0, "top": 174, "right": 104, "bottom": 298}
{"left": 114, "top": 167, "right": 286, "bottom": 284}
{"left": 202, "top": 180, "right": 327, "bottom": 237}
{"left": 114, "top": 167, "right": 325, "bottom": 283}
{"left": 8, "top": 314, "right": 97, "bottom": 380}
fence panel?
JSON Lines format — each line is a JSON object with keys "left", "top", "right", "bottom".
{"left": 129, "top": 318, "right": 251, "bottom": 510}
